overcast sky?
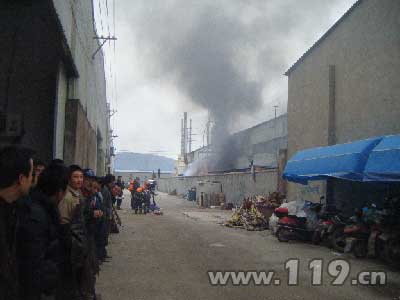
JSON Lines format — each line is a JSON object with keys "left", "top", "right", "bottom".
{"left": 96, "top": 0, "right": 356, "bottom": 159}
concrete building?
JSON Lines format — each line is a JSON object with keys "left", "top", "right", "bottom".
{"left": 0, "top": 0, "right": 111, "bottom": 174}
{"left": 285, "top": 0, "right": 400, "bottom": 204}
{"left": 186, "top": 114, "right": 288, "bottom": 172}
{"left": 162, "top": 115, "right": 287, "bottom": 204}
{"left": 231, "top": 114, "right": 287, "bottom": 170}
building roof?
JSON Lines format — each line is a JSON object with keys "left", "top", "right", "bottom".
{"left": 284, "top": 0, "right": 363, "bottom": 76}
{"left": 232, "top": 113, "right": 287, "bottom": 136}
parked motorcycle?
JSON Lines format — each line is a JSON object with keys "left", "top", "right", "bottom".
{"left": 344, "top": 206, "right": 380, "bottom": 258}
{"left": 368, "top": 197, "right": 400, "bottom": 267}
{"left": 311, "top": 208, "right": 345, "bottom": 247}
{"left": 276, "top": 201, "right": 322, "bottom": 242}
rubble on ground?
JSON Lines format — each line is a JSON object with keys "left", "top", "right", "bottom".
{"left": 224, "top": 192, "right": 285, "bottom": 231}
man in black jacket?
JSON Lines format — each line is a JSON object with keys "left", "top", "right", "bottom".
{"left": 17, "top": 163, "right": 69, "bottom": 300}
{"left": 0, "top": 146, "right": 34, "bottom": 300}
{"left": 101, "top": 174, "right": 114, "bottom": 258}
{"left": 81, "top": 169, "right": 103, "bottom": 300}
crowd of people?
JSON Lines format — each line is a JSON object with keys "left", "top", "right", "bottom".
{"left": 128, "top": 179, "right": 156, "bottom": 214}
{"left": 0, "top": 146, "right": 124, "bottom": 300}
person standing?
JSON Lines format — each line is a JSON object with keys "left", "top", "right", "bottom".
{"left": 133, "top": 187, "right": 145, "bottom": 214}
{"left": 100, "top": 175, "right": 114, "bottom": 260}
{"left": 31, "top": 160, "right": 46, "bottom": 188}
{"left": 56, "top": 165, "right": 85, "bottom": 300}
{"left": 0, "top": 146, "right": 34, "bottom": 300}
{"left": 81, "top": 169, "right": 103, "bottom": 300}
{"left": 143, "top": 184, "right": 151, "bottom": 214}
{"left": 130, "top": 179, "right": 140, "bottom": 210}
{"left": 92, "top": 178, "right": 107, "bottom": 262}
{"left": 115, "top": 176, "right": 124, "bottom": 209}
{"left": 17, "top": 163, "right": 69, "bottom": 300}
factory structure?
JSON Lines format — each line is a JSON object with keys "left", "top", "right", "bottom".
{"left": 159, "top": 0, "right": 400, "bottom": 206}
{"left": 0, "top": 0, "right": 114, "bottom": 174}
{"left": 176, "top": 113, "right": 287, "bottom": 176}
{"left": 162, "top": 112, "right": 288, "bottom": 204}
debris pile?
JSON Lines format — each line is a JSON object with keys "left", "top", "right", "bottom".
{"left": 224, "top": 192, "right": 285, "bottom": 231}
{"left": 224, "top": 198, "right": 266, "bottom": 230}
{"left": 254, "top": 192, "right": 286, "bottom": 206}
{"left": 255, "top": 192, "right": 286, "bottom": 219}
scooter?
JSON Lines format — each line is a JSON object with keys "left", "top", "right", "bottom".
{"left": 276, "top": 201, "right": 322, "bottom": 243}
{"left": 312, "top": 208, "right": 349, "bottom": 251}
{"left": 326, "top": 214, "right": 348, "bottom": 252}
{"left": 369, "top": 197, "right": 400, "bottom": 267}
{"left": 343, "top": 208, "right": 370, "bottom": 258}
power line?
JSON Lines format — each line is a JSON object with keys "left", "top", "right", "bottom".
{"left": 111, "top": 0, "right": 117, "bottom": 133}
{"left": 105, "top": 0, "right": 111, "bottom": 37}
{"left": 98, "top": 0, "right": 104, "bottom": 34}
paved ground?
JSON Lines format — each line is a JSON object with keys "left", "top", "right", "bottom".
{"left": 97, "top": 191, "right": 400, "bottom": 300}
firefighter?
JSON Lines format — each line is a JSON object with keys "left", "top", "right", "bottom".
{"left": 143, "top": 183, "right": 151, "bottom": 214}
{"left": 133, "top": 187, "right": 144, "bottom": 214}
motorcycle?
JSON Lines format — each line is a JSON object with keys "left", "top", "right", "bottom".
{"left": 368, "top": 197, "right": 400, "bottom": 267}
{"left": 313, "top": 209, "right": 353, "bottom": 253}
{"left": 343, "top": 208, "right": 371, "bottom": 258}
{"left": 276, "top": 201, "right": 322, "bottom": 242}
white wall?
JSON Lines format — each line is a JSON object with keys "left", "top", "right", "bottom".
{"left": 158, "top": 170, "right": 278, "bottom": 205}
{"left": 53, "top": 0, "right": 110, "bottom": 163}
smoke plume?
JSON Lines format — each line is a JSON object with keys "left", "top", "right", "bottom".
{"left": 125, "top": 0, "right": 354, "bottom": 172}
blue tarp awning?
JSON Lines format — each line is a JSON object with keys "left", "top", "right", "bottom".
{"left": 364, "top": 135, "right": 400, "bottom": 181}
{"left": 283, "top": 137, "right": 383, "bottom": 184}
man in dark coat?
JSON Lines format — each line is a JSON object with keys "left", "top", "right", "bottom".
{"left": 92, "top": 178, "right": 107, "bottom": 262}
{"left": 0, "top": 146, "right": 34, "bottom": 300}
{"left": 101, "top": 174, "right": 114, "bottom": 256}
{"left": 81, "top": 169, "right": 103, "bottom": 300}
{"left": 17, "top": 163, "right": 69, "bottom": 300}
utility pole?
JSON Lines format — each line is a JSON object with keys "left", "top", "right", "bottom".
{"left": 180, "top": 118, "right": 185, "bottom": 156}
{"left": 188, "top": 118, "right": 192, "bottom": 153}
{"left": 92, "top": 36, "right": 117, "bottom": 59}
{"left": 206, "top": 112, "right": 211, "bottom": 147}
{"left": 183, "top": 112, "right": 188, "bottom": 155}
{"left": 273, "top": 105, "right": 279, "bottom": 168}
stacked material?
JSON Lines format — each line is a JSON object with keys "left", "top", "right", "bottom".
{"left": 255, "top": 192, "right": 286, "bottom": 220}
{"left": 225, "top": 198, "right": 268, "bottom": 231}
{"left": 254, "top": 192, "right": 286, "bottom": 206}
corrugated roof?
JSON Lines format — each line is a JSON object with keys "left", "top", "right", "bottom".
{"left": 284, "top": 0, "right": 363, "bottom": 76}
